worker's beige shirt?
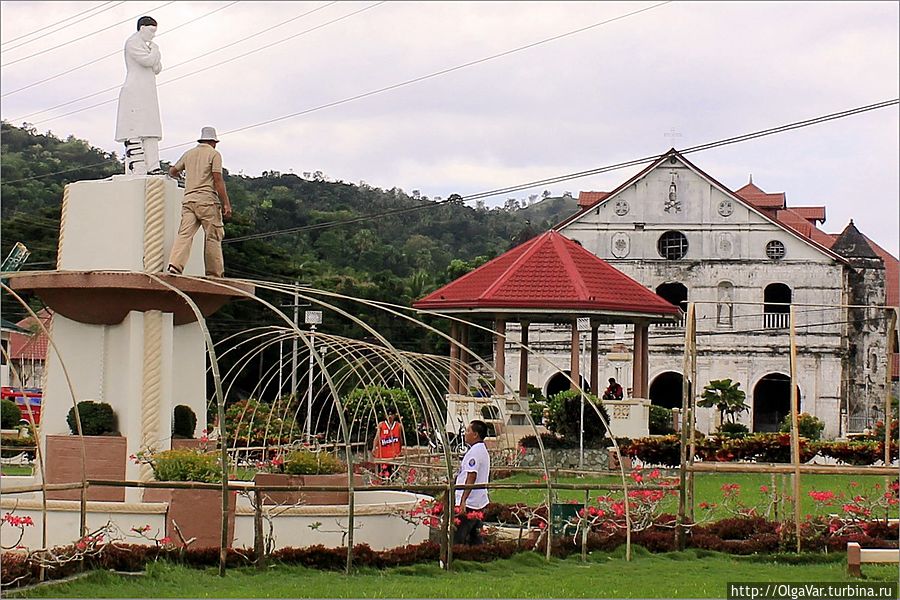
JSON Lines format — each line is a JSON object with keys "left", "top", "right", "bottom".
{"left": 173, "top": 143, "right": 223, "bottom": 202}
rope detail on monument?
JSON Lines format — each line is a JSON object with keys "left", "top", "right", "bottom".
{"left": 143, "top": 177, "right": 166, "bottom": 272}
{"left": 56, "top": 184, "right": 70, "bottom": 269}
{"left": 140, "top": 310, "right": 163, "bottom": 482}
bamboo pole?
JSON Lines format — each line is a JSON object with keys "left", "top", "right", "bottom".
{"left": 883, "top": 308, "right": 897, "bottom": 521}
{"left": 789, "top": 306, "right": 801, "bottom": 553}
{"left": 687, "top": 304, "right": 698, "bottom": 522}
{"left": 253, "top": 489, "right": 264, "bottom": 569}
{"left": 445, "top": 483, "right": 454, "bottom": 570}
{"left": 581, "top": 488, "right": 589, "bottom": 562}
{"left": 81, "top": 478, "right": 681, "bottom": 493}
{"left": 686, "top": 463, "right": 900, "bottom": 476}
{"left": 1, "top": 482, "right": 87, "bottom": 494}
{"left": 676, "top": 304, "right": 693, "bottom": 550}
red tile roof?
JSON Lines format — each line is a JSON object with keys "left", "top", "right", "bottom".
{"left": 773, "top": 208, "right": 840, "bottom": 248}
{"left": 577, "top": 191, "right": 610, "bottom": 208}
{"left": 734, "top": 182, "right": 786, "bottom": 208}
{"left": 790, "top": 206, "right": 826, "bottom": 224}
{"left": 414, "top": 231, "right": 681, "bottom": 316}
{"left": 9, "top": 310, "right": 51, "bottom": 361}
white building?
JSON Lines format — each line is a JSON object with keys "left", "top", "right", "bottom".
{"left": 506, "top": 149, "right": 896, "bottom": 438}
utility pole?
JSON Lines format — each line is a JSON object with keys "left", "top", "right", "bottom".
{"left": 281, "top": 281, "right": 310, "bottom": 406}
{"left": 304, "top": 311, "right": 323, "bottom": 438}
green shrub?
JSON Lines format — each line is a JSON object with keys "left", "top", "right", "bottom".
{"left": 66, "top": 401, "right": 117, "bottom": 436}
{"left": 717, "top": 422, "right": 749, "bottom": 438}
{"left": 149, "top": 448, "right": 222, "bottom": 482}
{"left": 547, "top": 390, "right": 609, "bottom": 443}
{"left": 625, "top": 435, "right": 681, "bottom": 466}
{"left": 172, "top": 405, "right": 197, "bottom": 439}
{"left": 1, "top": 399, "right": 22, "bottom": 429}
{"left": 779, "top": 412, "right": 825, "bottom": 440}
{"left": 284, "top": 449, "right": 345, "bottom": 475}
{"left": 649, "top": 405, "right": 675, "bottom": 435}
{"left": 342, "top": 386, "right": 423, "bottom": 445}
{"left": 224, "top": 398, "right": 299, "bottom": 446}
{"left": 817, "top": 440, "right": 882, "bottom": 465}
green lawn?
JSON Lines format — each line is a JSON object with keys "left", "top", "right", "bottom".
{"left": 491, "top": 472, "right": 898, "bottom": 519}
{"left": 11, "top": 548, "right": 898, "bottom": 598}
{"left": 0, "top": 465, "right": 33, "bottom": 476}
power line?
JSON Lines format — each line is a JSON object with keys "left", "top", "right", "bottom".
{"left": 1, "top": 1, "right": 122, "bottom": 49}
{"left": 221, "top": 99, "right": 899, "bottom": 243}
{"left": 1, "top": 1, "right": 177, "bottom": 68}
{"left": 2, "top": 1, "right": 241, "bottom": 99}
{"left": 16, "top": 1, "right": 662, "bottom": 127}
{"left": 4, "top": 96, "right": 898, "bottom": 232}
{"left": 13, "top": 1, "right": 362, "bottom": 125}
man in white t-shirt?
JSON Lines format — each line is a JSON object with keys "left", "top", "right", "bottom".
{"left": 453, "top": 419, "right": 490, "bottom": 545}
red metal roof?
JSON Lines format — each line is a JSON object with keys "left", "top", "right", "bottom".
{"left": 414, "top": 231, "right": 681, "bottom": 316}
{"left": 8, "top": 310, "right": 51, "bottom": 361}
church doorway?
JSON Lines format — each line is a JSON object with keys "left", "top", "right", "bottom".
{"left": 752, "top": 373, "right": 799, "bottom": 432}
{"left": 649, "top": 371, "right": 684, "bottom": 409}
{"left": 545, "top": 371, "right": 590, "bottom": 400}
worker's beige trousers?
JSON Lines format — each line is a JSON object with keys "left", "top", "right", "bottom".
{"left": 166, "top": 195, "right": 225, "bottom": 277}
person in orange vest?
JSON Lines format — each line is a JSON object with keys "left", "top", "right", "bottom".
{"left": 372, "top": 407, "right": 404, "bottom": 478}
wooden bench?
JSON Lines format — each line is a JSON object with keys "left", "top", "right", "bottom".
{"left": 847, "top": 542, "right": 900, "bottom": 576}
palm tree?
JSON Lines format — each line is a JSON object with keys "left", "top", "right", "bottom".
{"left": 699, "top": 379, "right": 749, "bottom": 424}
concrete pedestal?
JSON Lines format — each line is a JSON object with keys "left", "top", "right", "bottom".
{"left": 4, "top": 175, "right": 255, "bottom": 503}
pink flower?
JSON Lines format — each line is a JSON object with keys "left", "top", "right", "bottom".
{"left": 649, "top": 469, "right": 660, "bottom": 479}
{"left": 160, "top": 537, "right": 171, "bottom": 545}
{"left": 759, "top": 485, "right": 769, "bottom": 493}
{"left": 808, "top": 490, "right": 835, "bottom": 504}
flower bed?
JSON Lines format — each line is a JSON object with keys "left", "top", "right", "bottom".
{"left": 624, "top": 434, "right": 898, "bottom": 467}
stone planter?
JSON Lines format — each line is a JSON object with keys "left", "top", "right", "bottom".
{"left": 142, "top": 487, "right": 236, "bottom": 548}
{"left": 253, "top": 473, "right": 305, "bottom": 506}
{"left": 171, "top": 438, "right": 208, "bottom": 451}
{"left": 45, "top": 434, "right": 127, "bottom": 501}
{"left": 253, "top": 472, "right": 365, "bottom": 506}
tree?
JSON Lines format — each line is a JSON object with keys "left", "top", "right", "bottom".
{"left": 698, "top": 379, "right": 748, "bottom": 424}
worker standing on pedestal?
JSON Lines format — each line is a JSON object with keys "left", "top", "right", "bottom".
{"left": 165, "top": 127, "right": 233, "bottom": 277}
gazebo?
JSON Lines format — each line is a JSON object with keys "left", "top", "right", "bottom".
{"left": 413, "top": 230, "right": 681, "bottom": 436}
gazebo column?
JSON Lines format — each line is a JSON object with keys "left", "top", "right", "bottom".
{"left": 449, "top": 321, "right": 459, "bottom": 394}
{"left": 494, "top": 318, "right": 506, "bottom": 395}
{"left": 459, "top": 322, "right": 470, "bottom": 394}
{"left": 632, "top": 321, "right": 650, "bottom": 398}
{"left": 590, "top": 322, "right": 599, "bottom": 394}
{"left": 519, "top": 321, "right": 530, "bottom": 401}
{"left": 641, "top": 323, "right": 650, "bottom": 398}
{"left": 570, "top": 321, "right": 580, "bottom": 390}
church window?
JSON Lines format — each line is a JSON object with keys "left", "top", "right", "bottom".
{"left": 657, "top": 231, "right": 688, "bottom": 260}
{"left": 766, "top": 240, "right": 786, "bottom": 260}
{"left": 717, "top": 282, "right": 734, "bottom": 327}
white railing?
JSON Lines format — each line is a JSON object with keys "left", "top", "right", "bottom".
{"left": 763, "top": 312, "right": 790, "bottom": 329}
{"left": 654, "top": 316, "right": 684, "bottom": 329}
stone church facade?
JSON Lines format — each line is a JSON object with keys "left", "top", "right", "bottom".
{"left": 505, "top": 149, "right": 895, "bottom": 438}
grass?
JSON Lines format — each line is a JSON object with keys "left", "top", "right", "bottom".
{"left": 10, "top": 548, "right": 898, "bottom": 598}
{"left": 490, "top": 472, "right": 898, "bottom": 519}
{"left": 1, "top": 465, "right": 33, "bottom": 476}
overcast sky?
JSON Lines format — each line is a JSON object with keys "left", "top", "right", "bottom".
{"left": 2, "top": 1, "right": 897, "bottom": 254}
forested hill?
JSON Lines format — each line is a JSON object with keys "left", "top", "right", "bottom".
{"left": 0, "top": 122, "right": 577, "bottom": 353}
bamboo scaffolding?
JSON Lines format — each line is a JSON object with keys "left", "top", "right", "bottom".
{"left": 789, "top": 306, "right": 802, "bottom": 553}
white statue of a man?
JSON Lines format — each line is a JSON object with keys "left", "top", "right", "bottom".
{"left": 115, "top": 16, "right": 163, "bottom": 176}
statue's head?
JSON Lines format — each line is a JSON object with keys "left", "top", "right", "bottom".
{"left": 137, "top": 16, "right": 157, "bottom": 41}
